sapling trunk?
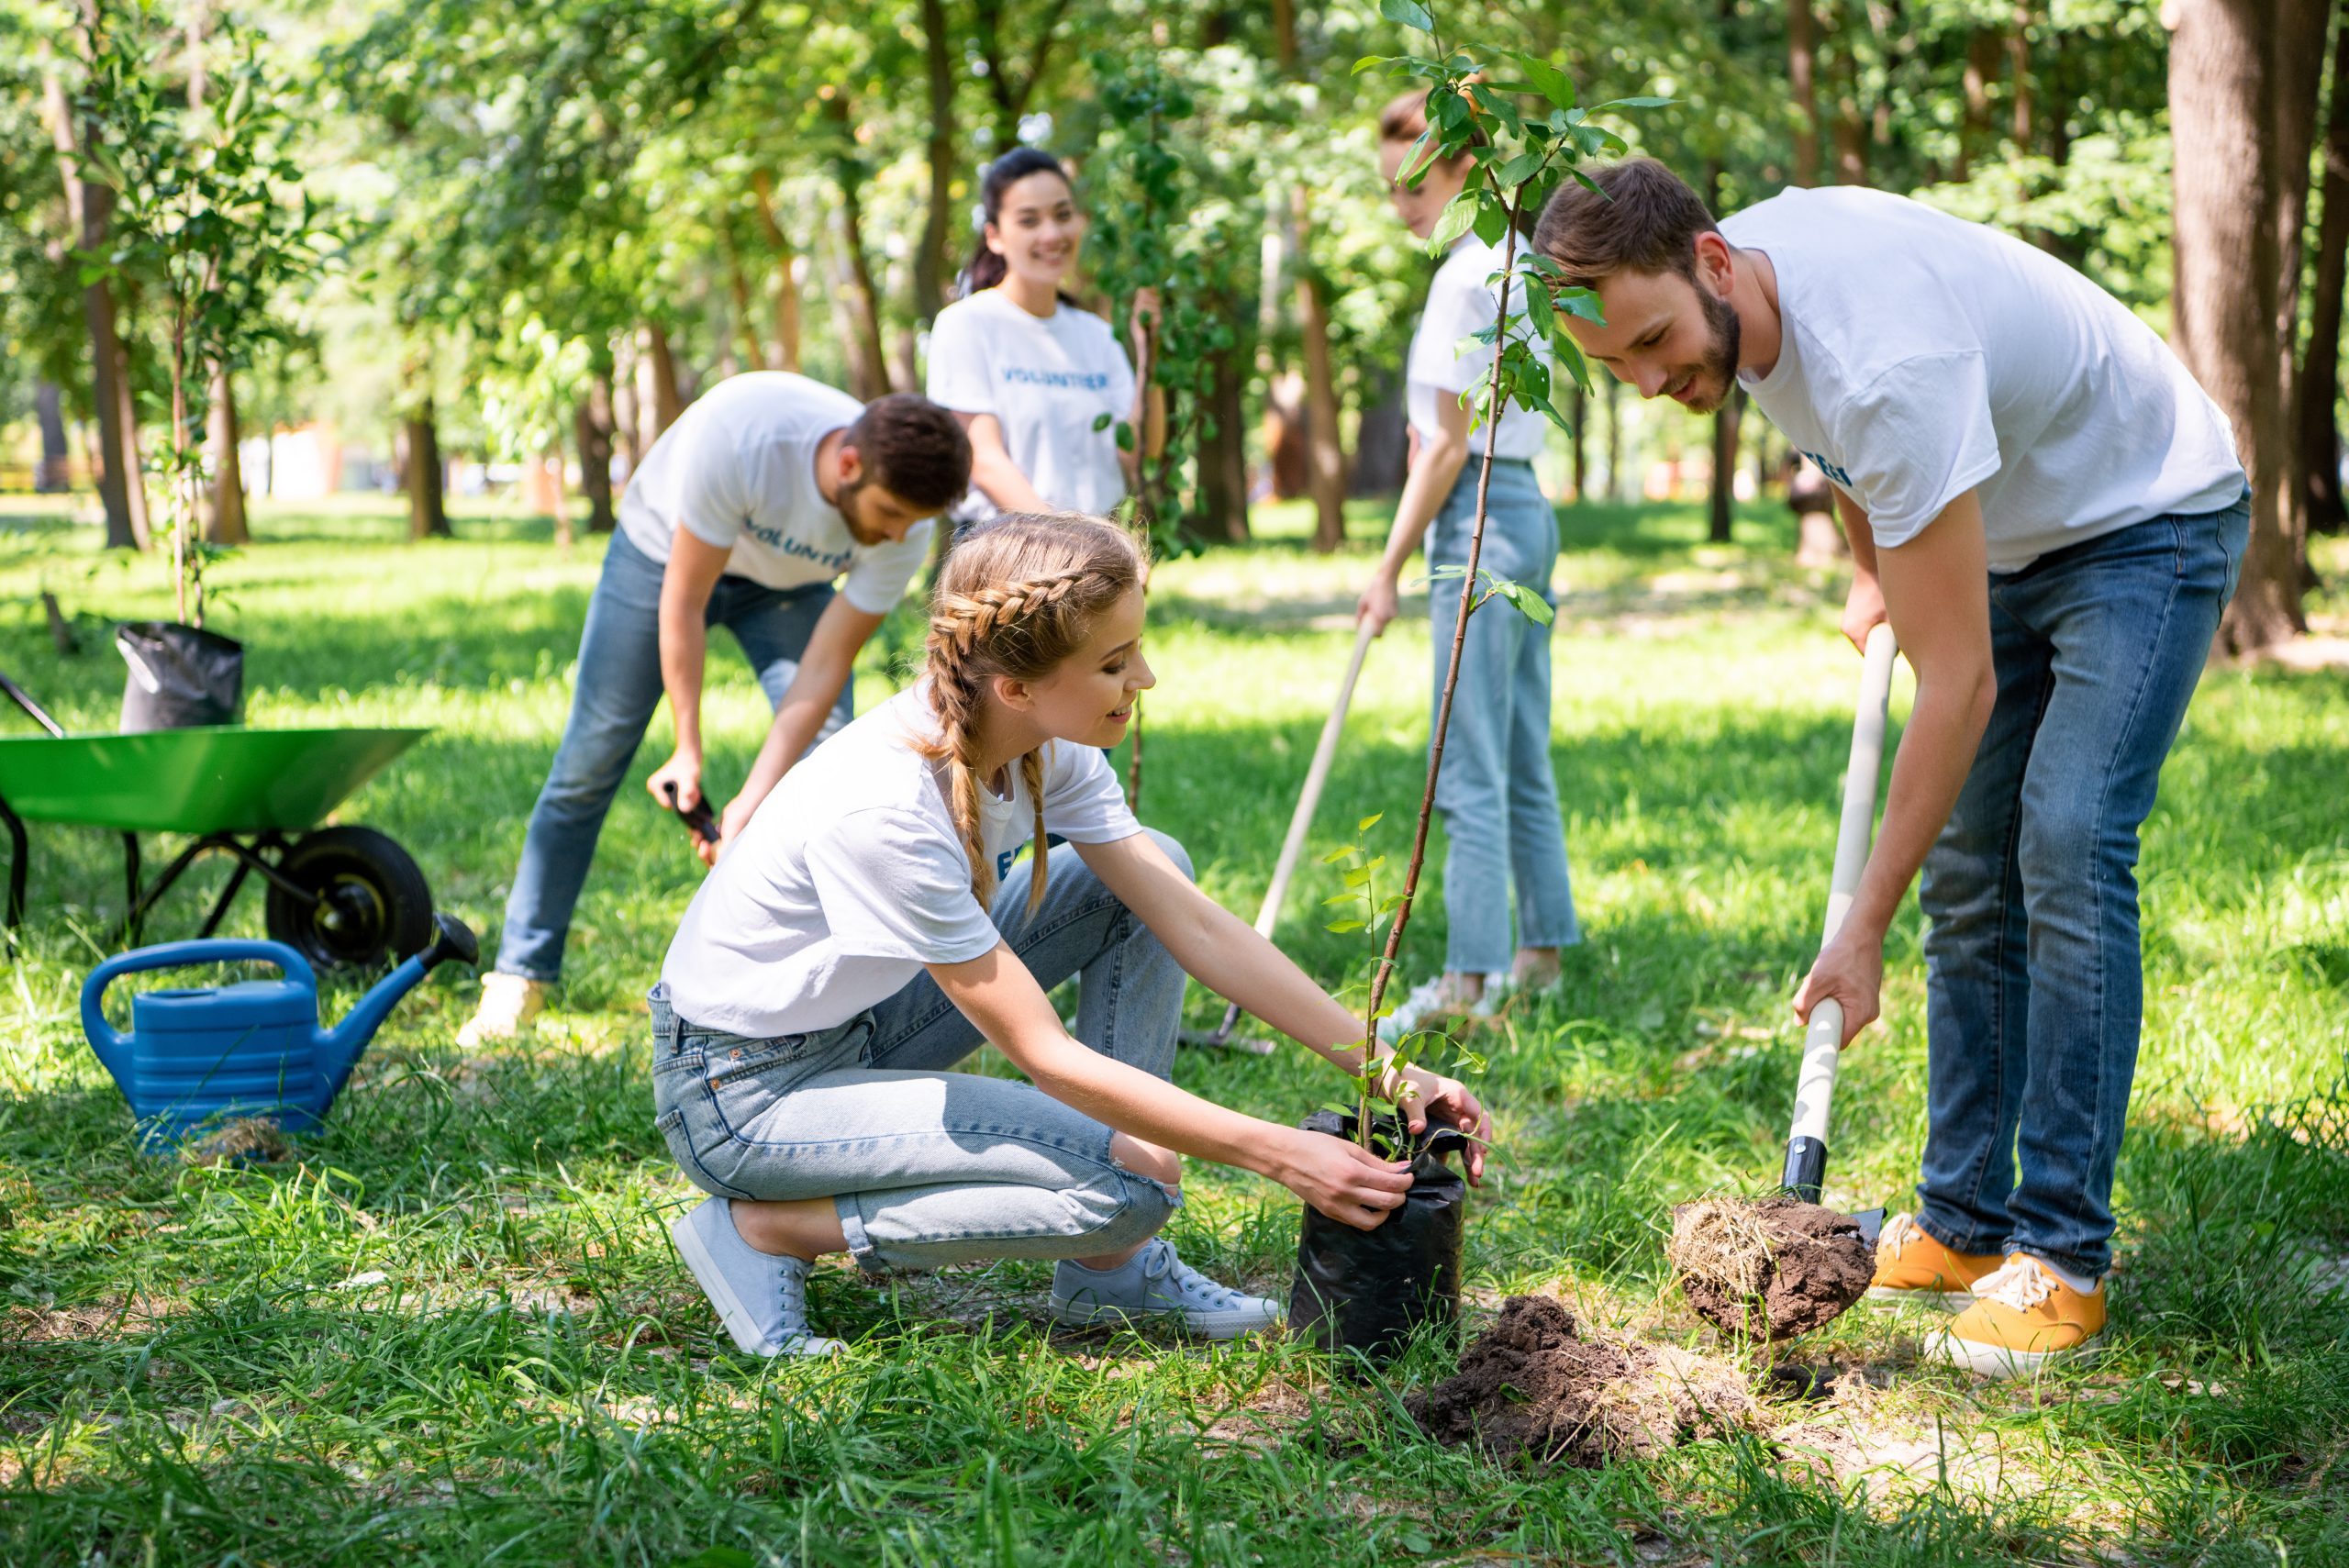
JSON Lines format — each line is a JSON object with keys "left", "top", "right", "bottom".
{"left": 1364, "top": 217, "right": 1525, "bottom": 1028}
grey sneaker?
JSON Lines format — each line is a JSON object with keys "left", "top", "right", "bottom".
{"left": 1049, "top": 1238, "right": 1281, "bottom": 1340}
{"left": 669, "top": 1196, "right": 843, "bottom": 1358}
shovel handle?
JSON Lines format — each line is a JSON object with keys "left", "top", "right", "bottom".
{"left": 1252, "top": 619, "right": 1378, "bottom": 940}
{"left": 1786, "top": 623, "right": 1898, "bottom": 1156}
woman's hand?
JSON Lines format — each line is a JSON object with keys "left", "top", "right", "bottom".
{"left": 1792, "top": 926, "right": 1886, "bottom": 1047}
{"left": 1356, "top": 573, "right": 1401, "bottom": 637}
{"left": 1271, "top": 1129, "right": 1415, "bottom": 1230}
{"left": 1382, "top": 1063, "right": 1491, "bottom": 1184}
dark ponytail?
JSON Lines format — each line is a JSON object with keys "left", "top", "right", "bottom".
{"left": 961, "top": 148, "right": 1081, "bottom": 299}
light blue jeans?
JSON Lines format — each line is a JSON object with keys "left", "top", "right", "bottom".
{"left": 494, "top": 529, "right": 852, "bottom": 982}
{"left": 1426, "top": 459, "right": 1580, "bottom": 974}
{"left": 649, "top": 830, "right": 1192, "bottom": 1273}
{"left": 1914, "top": 491, "right": 2249, "bottom": 1280}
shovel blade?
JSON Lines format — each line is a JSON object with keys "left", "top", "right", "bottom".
{"left": 1846, "top": 1207, "right": 1885, "bottom": 1249}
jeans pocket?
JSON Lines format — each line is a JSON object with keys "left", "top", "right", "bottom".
{"left": 656, "top": 1105, "right": 754, "bottom": 1201}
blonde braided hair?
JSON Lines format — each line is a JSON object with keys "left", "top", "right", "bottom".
{"left": 918, "top": 514, "right": 1147, "bottom": 914}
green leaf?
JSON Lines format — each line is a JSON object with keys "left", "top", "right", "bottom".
{"left": 1114, "top": 422, "right": 1135, "bottom": 452}
{"left": 1473, "top": 199, "right": 1508, "bottom": 246}
{"left": 1591, "top": 95, "right": 1675, "bottom": 110}
{"left": 1428, "top": 191, "right": 1479, "bottom": 251}
{"left": 1322, "top": 843, "right": 1360, "bottom": 864}
{"left": 1357, "top": 812, "right": 1383, "bottom": 832}
{"left": 1353, "top": 54, "right": 1391, "bottom": 74}
{"left": 1091, "top": 412, "right": 1113, "bottom": 431}
{"left": 1326, "top": 918, "right": 1366, "bottom": 934}
{"left": 1496, "top": 150, "right": 1546, "bottom": 187}
{"left": 1378, "top": 0, "right": 1436, "bottom": 31}
{"left": 1555, "top": 286, "right": 1608, "bottom": 324}
{"left": 1508, "top": 50, "right": 1578, "bottom": 111}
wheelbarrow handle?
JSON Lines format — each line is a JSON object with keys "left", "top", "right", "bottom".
{"left": 662, "top": 782, "right": 720, "bottom": 846}
{"left": 81, "top": 939, "right": 316, "bottom": 1058}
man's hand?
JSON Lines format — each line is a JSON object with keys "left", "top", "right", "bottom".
{"left": 1357, "top": 574, "right": 1401, "bottom": 638}
{"left": 647, "top": 749, "right": 703, "bottom": 815}
{"left": 1842, "top": 570, "right": 1888, "bottom": 653}
{"left": 1793, "top": 926, "right": 1886, "bottom": 1047}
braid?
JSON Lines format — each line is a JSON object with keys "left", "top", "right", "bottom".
{"left": 913, "top": 513, "right": 1148, "bottom": 915}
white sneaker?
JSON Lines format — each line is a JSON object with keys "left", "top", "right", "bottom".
{"left": 1049, "top": 1238, "right": 1281, "bottom": 1340}
{"left": 456, "top": 973, "right": 545, "bottom": 1049}
{"left": 669, "top": 1196, "right": 843, "bottom": 1358}
{"left": 1375, "top": 973, "right": 1507, "bottom": 1044}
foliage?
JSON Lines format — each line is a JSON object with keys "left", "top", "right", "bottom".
{"left": 75, "top": 0, "right": 328, "bottom": 621}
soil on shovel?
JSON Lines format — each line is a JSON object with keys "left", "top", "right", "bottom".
{"left": 1411, "top": 1296, "right": 1752, "bottom": 1468}
{"left": 1666, "top": 1195, "right": 1873, "bottom": 1340}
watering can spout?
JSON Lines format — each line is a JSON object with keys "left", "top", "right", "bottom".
{"left": 312, "top": 913, "right": 480, "bottom": 1097}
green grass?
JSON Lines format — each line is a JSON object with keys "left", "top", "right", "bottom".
{"left": 1, "top": 491, "right": 2345, "bottom": 1564}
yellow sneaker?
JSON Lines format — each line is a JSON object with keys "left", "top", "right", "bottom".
{"left": 455, "top": 973, "right": 545, "bottom": 1049}
{"left": 1865, "top": 1212, "right": 2004, "bottom": 1308}
{"left": 1927, "top": 1254, "right": 2106, "bottom": 1379}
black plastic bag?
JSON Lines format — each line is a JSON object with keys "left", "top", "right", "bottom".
{"left": 1288, "top": 1110, "right": 1467, "bottom": 1362}
{"left": 117, "top": 621, "right": 243, "bottom": 732}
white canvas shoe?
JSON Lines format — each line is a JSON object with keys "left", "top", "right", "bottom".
{"left": 669, "top": 1196, "right": 843, "bottom": 1358}
{"left": 455, "top": 972, "right": 545, "bottom": 1049}
{"left": 1049, "top": 1239, "right": 1281, "bottom": 1340}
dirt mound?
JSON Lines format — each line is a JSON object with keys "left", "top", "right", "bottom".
{"left": 1411, "top": 1296, "right": 1752, "bottom": 1467}
{"left": 1666, "top": 1195, "right": 1872, "bottom": 1340}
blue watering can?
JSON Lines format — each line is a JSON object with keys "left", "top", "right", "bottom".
{"left": 80, "top": 913, "right": 479, "bottom": 1150}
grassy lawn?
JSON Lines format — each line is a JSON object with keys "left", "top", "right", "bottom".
{"left": 1, "top": 490, "right": 2345, "bottom": 1564}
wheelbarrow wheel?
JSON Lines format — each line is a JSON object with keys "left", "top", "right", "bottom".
{"left": 264, "top": 826, "right": 434, "bottom": 971}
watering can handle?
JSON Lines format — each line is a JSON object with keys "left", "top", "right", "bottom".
{"left": 81, "top": 940, "right": 317, "bottom": 1058}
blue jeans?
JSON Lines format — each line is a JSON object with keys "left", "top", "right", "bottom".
{"left": 495, "top": 529, "right": 852, "bottom": 981}
{"left": 1426, "top": 459, "right": 1580, "bottom": 974}
{"left": 649, "top": 830, "right": 1192, "bottom": 1273}
{"left": 1914, "top": 494, "right": 2249, "bottom": 1280}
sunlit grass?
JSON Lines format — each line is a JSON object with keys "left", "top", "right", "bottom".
{"left": 0, "top": 494, "right": 2343, "bottom": 1562}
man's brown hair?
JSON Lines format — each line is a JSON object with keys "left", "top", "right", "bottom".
{"left": 845, "top": 394, "right": 973, "bottom": 511}
{"left": 1531, "top": 157, "right": 1722, "bottom": 290}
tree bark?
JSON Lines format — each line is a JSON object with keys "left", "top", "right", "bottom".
{"left": 2168, "top": 0, "right": 2325, "bottom": 654}
{"left": 44, "top": 66, "right": 149, "bottom": 550}
{"left": 1788, "top": 0, "right": 1821, "bottom": 186}
{"left": 404, "top": 395, "right": 449, "bottom": 540}
{"left": 576, "top": 373, "right": 617, "bottom": 534}
{"left": 725, "top": 239, "right": 765, "bottom": 371}
{"left": 750, "top": 172, "right": 803, "bottom": 372}
{"left": 34, "top": 382, "right": 70, "bottom": 493}
{"left": 824, "top": 95, "right": 895, "bottom": 400}
{"left": 2009, "top": 5, "right": 2033, "bottom": 147}
{"left": 1569, "top": 381, "right": 1587, "bottom": 501}
{"left": 2302, "top": 6, "right": 2349, "bottom": 535}
{"left": 1292, "top": 191, "right": 1349, "bottom": 552}
{"left": 1197, "top": 333, "right": 1251, "bottom": 541}
{"left": 1709, "top": 391, "right": 1741, "bottom": 543}
{"left": 1605, "top": 374, "right": 1623, "bottom": 501}
{"left": 1350, "top": 366, "right": 1408, "bottom": 497}
{"left": 639, "top": 322, "right": 685, "bottom": 443}
{"left": 917, "top": 0, "right": 958, "bottom": 322}
{"left": 203, "top": 368, "right": 249, "bottom": 545}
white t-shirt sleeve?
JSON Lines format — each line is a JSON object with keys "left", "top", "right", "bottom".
{"left": 1409, "top": 255, "right": 1502, "bottom": 397}
{"left": 804, "top": 807, "right": 1000, "bottom": 963}
{"left": 672, "top": 415, "right": 753, "bottom": 550}
{"left": 1837, "top": 352, "right": 2004, "bottom": 547}
{"left": 839, "top": 519, "right": 934, "bottom": 615}
{"left": 1038, "top": 741, "right": 1143, "bottom": 844}
{"left": 926, "top": 306, "right": 997, "bottom": 417}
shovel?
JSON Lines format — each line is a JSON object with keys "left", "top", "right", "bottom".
{"left": 1183, "top": 619, "right": 1379, "bottom": 1053}
{"left": 1779, "top": 620, "right": 1898, "bottom": 1248}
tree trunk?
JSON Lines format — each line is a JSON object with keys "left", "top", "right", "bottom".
{"left": 2009, "top": 5, "right": 2033, "bottom": 147}
{"left": 640, "top": 322, "right": 685, "bottom": 444}
{"left": 1293, "top": 193, "right": 1349, "bottom": 552}
{"left": 1788, "top": 0, "right": 1821, "bottom": 186}
{"left": 576, "top": 372, "right": 617, "bottom": 534}
{"left": 750, "top": 172, "right": 803, "bottom": 372}
{"left": 1954, "top": 29, "right": 2000, "bottom": 181}
{"left": 44, "top": 68, "right": 149, "bottom": 550}
{"left": 34, "top": 382, "right": 70, "bottom": 492}
{"left": 1605, "top": 374, "right": 1624, "bottom": 501}
{"left": 2168, "top": 0, "right": 2326, "bottom": 655}
{"left": 405, "top": 397, "right": 450, "bottom": 540}
{"left": 725, "top": 240, "right": 765, "bottom": 370}
{"left": 2302, "top": 6, "right": 2349, "bottom": 535}
{"left": 203, "top": 367, "right": 249, "bottom": 545}
{"left": 1197, "top": 335, "right": 1251, "bottom": 541}
{"left": 1709, "top": 391, "right": 1740, "bottom": 542}
{"left": 1350, "top": 366, "right": 1408, "bottom": 497}
{"left": 825, "top": 95, "right": 895, "bottom": 399}
{"left": 1569, "top": 381, "right": 1588, "bottom": 501}
{"left": 917, "top": 0, "right": 958, "bottom": 322}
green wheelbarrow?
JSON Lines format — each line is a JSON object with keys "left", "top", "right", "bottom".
{"left": 0, "top": 669, "right": 436, "bottom": 969}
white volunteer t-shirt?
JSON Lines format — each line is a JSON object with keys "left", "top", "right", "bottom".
{"left": 925, "top": 291, "right": 1137, "bottom": 518}
{"left": 1721, "top": 187, "right": 2244, "bottom": 572}
{"left": 661, "top": 684, "right": 1142, "bottom": 1038}
{"left": 1407, "top": 234, "right": 1550, "bottom": 461}
{"left": 617, "top": 371, "right": 934, "bottom": 614}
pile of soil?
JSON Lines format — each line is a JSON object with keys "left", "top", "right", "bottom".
{"left": 1666, "top": 1195, "right": 1873, "bottom": 1340}
{"left": 1411, "top": 1296, "right": 1752, "bottom": 1467}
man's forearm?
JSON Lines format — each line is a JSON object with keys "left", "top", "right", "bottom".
{"left": 659, "top": 605, "right": 708, "bottom": 757}
{"left": 1842, "top": 665, "right": 1992, "bottom": 940}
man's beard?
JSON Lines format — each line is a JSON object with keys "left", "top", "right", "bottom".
{"left": 1680, "top": 284, "right": 1742, "bottom": 416}
{"left": 835, "top": 476, "right": 885, "bottom": 544}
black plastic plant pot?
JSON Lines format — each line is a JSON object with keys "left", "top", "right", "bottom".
{"left": 117, "top": 621, "right": 244, "bottom": 732}
{"left": 1287, "top": 1109, "right": 1468, "bottom": 1364}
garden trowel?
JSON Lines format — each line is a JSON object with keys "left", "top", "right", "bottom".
{"left": 1779, "top": 621, "right": 1899, "bottom": 1249}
